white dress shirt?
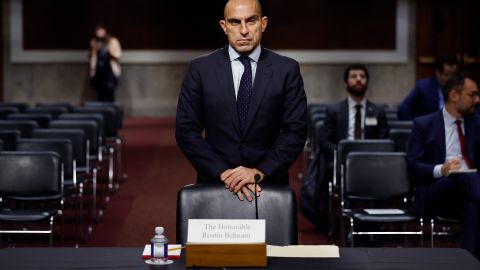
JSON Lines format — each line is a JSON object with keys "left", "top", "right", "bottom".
{"left": 228, "top": 45, "right": 261, "bottom": 99}
{"left": 433, "top": 107, "right": 468, "bottom": 178}
{"left": 347, "top": 96, "right": 367, "bottom": 140}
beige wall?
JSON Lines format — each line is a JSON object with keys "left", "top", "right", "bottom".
{"left": 2, "top": 0, "right": 416, "bottom": 116}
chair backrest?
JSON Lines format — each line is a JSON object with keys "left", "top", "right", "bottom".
{"left": 0, "top": 151, "right": 62, "bottom": 199}
{"left": 59, "top": 113, "right": 105, "bottom": 140}
{"left": 84, "top": 101, "right": 124, "bottom": 130}
{"left": 26, "top": 107, "right": 69, "bottom": 119}
{"left": 17, "top": 138, "right": 73, "bottom": 179}
{"left": 177, "top": 184, "right": 297, "bottom": 246}
{"left": 345, "top": 152, "right": 410, "bottom": 200}
{"left": 49, "top": 120, "right": 99, "bottom": 155}
{"left": 0, "top": 102, "right": 30, "bottom": 112}
{"left": 387, "top": 120, "right": 413, "bottom": 131}
{"left": 7, "top": 113, "right": 52, "bottom": 128}
{"left": 32, "top": 129, "right": 87, "bottom": 167}
{"left": 36, "top": 102, "right": 75, "bottom": 113}
{"left": 0, "top": 139, "right": 3, "bottom": 150}
{"left": 389, "top": 128, "right": 412, "bottom": 152}
{"left": 0, "top": 120, "right": 39, "bottom": 137}
{"left": 74, "top": 106, "right": 117, "bottom": 137}
{"left": 0, "top": 130, "right": 20, "bottom": 151}
{"left": 336, "top": 139, "right": 396, "bottom": 183}
{"left": 0, "top": 107, "right": 19, "bottom": 120}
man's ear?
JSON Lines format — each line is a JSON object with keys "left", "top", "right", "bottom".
{"left": 219, "top": 20, "right": 228, "bottom": 35}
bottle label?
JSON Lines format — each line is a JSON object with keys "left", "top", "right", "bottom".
{"left": 151, "top": 243, "right": 168, "bottom": 260}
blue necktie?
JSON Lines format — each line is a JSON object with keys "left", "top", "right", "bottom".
{"left": 237, "top": 56, "right": 253, "bottom": 132}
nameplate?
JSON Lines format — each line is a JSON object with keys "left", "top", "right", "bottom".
{"left": 187, "top": 219, "right": 265, "bottom": 244}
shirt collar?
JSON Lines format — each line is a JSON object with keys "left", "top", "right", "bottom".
{"left": 347, "top": 96, "right": 367, "bottom": 109}
{"left": 442, "top": 107, "right": 463, "bottom": 125}
{"left": 228, "top": 45, "right": 261, "bottom": 63}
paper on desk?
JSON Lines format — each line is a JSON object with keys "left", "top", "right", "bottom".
{"left": 364, "top": 209, "right": 405, "bottom": 215}
{"left": 448, "top": 169, "right": 477, "bottom": 175}
{"left": 267, "top": 245, "right": 339, "bottom": 258}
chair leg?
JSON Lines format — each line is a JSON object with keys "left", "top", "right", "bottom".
{"left": 108, "top": 147, "right": 114, "bottom": 192}
{"left": 49, "top": 216, "right": 54, "bottom": 247}
{"left": 328, "top": 181, "right": 334, "bottom": 243}
{"left": 349, "top": 217, "right": 355, "bottom": 247}
{"left": 430, "top": 218, "right": 434, "bottom": 248}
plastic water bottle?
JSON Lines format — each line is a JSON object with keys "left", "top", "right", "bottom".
{"left": 150, "top": 227, "right": 168, "bottom": 262}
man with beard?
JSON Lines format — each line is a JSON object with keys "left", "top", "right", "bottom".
{"left": 311, "top": 64, "right": 388, "bottom": 233}
{"left": 318, "top": 64, "right": 389, "bottom": 156}
{"left": 407, "top": 74, "right": 480, "bottom": 259}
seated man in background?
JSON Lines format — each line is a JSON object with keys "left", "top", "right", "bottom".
{"left": 318, "top": 64, "right": 389, "bottom": 159}
{"left": 312, "top": 64, "right": 389, "bottom": 231}
{"left": 397, "top": 54, "right": 458, "bottom": 120}
{"left": 407, "top": 73, "right": 480, "bottom": 258}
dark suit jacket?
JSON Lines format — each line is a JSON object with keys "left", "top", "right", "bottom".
{"left": 397, "top": 77, "right": 442, "bottom": 120}
{"left": 317, "top": 99, "right": 389, "bottom": 159}
{"left": 406, "top": 111, "right": 480, "bottom": 215}
{"left": 175, "top": 46, "right": 308, "bottom": 184}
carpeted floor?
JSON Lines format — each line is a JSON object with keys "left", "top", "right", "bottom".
{"left": 85, "top": 117, "right": 327, "bottom": 246}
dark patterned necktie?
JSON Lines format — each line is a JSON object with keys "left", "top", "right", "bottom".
{"left": 237, "top": 56, "right": 253, "bottom": 132}
{"left": 354, "top": 104, "right": 362, "bottom": 139}
{"left": 455, "top": 120, "right": 473, "bottom": 169}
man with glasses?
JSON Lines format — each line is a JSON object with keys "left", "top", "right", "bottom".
{"left": 407, "top": 73, "right": 480, "bottom": 259}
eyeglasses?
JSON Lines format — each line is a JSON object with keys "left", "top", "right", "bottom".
{"left": 461, "top": 91, "right": 480, "bottom": 99}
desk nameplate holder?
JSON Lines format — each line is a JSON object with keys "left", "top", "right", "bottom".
{"left": 185, "top": 219, "right": 267, "bottom": 267}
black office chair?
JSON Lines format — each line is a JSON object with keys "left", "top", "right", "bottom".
{"left": 387, "top": 120, "right": 413, "bottom": 130}
{"left": 0, "top": 107, "right": 19, "bottom": 120}
{"left": 0, "top": 102, "right": 30, "bottom": 112}
{"left": 31, "top": 129, "right": 99, "bottom": 225}
{"left": 16, "top": 138, "right": 84, "bottom": 241}
{"left": 389, "top": 128, "right": 411, "bottom": 152}
{"left": 329, "top": 139, "right": 396, "bottom": 242}
{"left": 430, "top": 215, "right": 462, "bottom": 248}
{"left": 177, "top": 184, "right": 297, "bottom": 246}
{"left": 36, "top": 102, "right": 75, "bottom": 113}
{"left": 0, "top": 151, "right": 63, "bottom": 247}
{"left": 341, "top": 152, "right": 423, "bottom": 247}
{"left": 26, "top": 107, "right": 69, "bottom": 119}
{"left": 7, "top": 113, "right": 52, "bottom": 128}
{"left": 0, "top": 120, "right": 39, "bottom": 137}
{"left": 0, "top": 130, "right": 20, "bottom": 151}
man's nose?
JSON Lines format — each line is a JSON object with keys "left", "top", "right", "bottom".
{"left": 240, "top": 22, "right": 248, "bottom": 35}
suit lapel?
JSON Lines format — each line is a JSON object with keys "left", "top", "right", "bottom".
{"left": 215, "top": 47, "right": 241, "bottom": 134}
{"left": 436, "top": 112, "right": 446, "bottom": 160}
{"left": 464, "top": 117, "right": 475, "bottom": 164}
{"left": 338, "top": 100, "right": 349, "bottom": 140}
{"left": 243, "top": 48, "right": 272, "bottom": 135}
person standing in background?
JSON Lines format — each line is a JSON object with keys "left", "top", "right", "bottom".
{"left": 89, "top": 24, "right": 122, "bottom": 102}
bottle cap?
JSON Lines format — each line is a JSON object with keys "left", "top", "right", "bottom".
{"left": 155, "top": 227, "right": 164, "bottom": 235}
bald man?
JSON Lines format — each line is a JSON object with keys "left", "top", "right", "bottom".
{"left": 176, "top": 0, "right": 307, "bottom": 201}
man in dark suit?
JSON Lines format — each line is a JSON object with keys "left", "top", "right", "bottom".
{"left": 407, "top": 74, "right": 480, "bottom": 258}
{"left": 397, "top": 54, "right": 458, "bottom": 120}
{"left": 311, "top": 64, "right": 388, "bottom": 232}
{"left": 176, "top": 0, "right": 307, "bottom": 201}
{"left": 318, "top": 64, "right": 389, "bottom": 160}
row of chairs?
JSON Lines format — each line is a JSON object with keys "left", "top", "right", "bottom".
{"left": 0, "top": 101, "right": 126, "bottom": 246}
{"left": 317, "top": 138, "right": 459, "bottom": 248}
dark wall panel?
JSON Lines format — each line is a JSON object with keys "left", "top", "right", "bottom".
{"left": 23, "top": 0, "right": 396, "bottom": 51}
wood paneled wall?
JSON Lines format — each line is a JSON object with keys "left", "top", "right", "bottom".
{"left": 22, "top": 0, "right": 396, "bottom": 51}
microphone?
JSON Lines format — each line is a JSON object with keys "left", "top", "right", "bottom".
{"left": 254, "top": 173, "right": 261, "bottom": 219}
